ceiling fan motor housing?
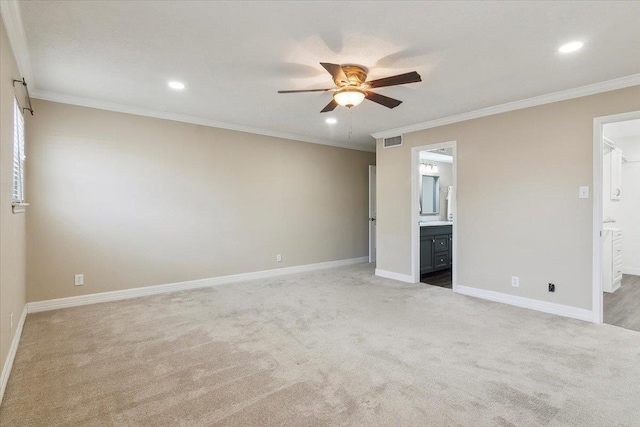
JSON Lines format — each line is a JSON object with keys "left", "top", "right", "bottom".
{"left": 334, "top": 65, "right": 368, "bottom": 87}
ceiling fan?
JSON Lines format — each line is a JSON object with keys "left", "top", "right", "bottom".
{"left": 278, "top": 63, "right": 421, "bottom": 113}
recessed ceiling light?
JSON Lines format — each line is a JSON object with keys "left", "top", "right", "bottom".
{"left": 558, "top": 41, "right": 583, "bottom": 53}
{"left": 325, "top": 118, "right": 337, "bottom": 124}
{"left": 168, "top": 81, "right": 185, "bottom": 90}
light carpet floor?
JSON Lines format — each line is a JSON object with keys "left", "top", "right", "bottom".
{"left": 1, "top": 263, "right": 639, "bottom": 426}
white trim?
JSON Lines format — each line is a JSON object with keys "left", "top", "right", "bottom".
{"left": 371, "top": 74, "right": 640, "bottom": 140}
{"left": 374, "top": 269, "right": 414, "bottom": 283}
{"left": 0, "top": 0, "right": 34, "bottom": 87}
{"left": 592, "top": 110, "right": 640, "bottom": 325}
{"left": 593, "top": 117, "right": 604, "bottom": 324}
{"left": 0, "top": 305, "right": 27, "bottom": 405}
{"left": 622, "top": 268, "right": 640, "bottom": 276}
{"left": 27, "top": 257, "right": 369, "bottom": 313}
{"left": 455, "top": 285, "right": 594, "bottom": 323}
{"left": 29, "top": 90, "right": 375, "bottom": 153}
{"left": 411, "top": 141, "right": 457, "bottom": 288}
{"left": 368, "top": 165, "right": 377, "bottom": 263}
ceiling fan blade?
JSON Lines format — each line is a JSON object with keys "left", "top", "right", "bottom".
{"left": 365, "top": 91, "right": 402, "bottom": 109}
{"left": 278, "top": 88, "right": 334, "bottom": 94}
{"left": 320, "top": 62, "right": 348, "bottom": 84}
{"left": 320, "top": 99, "right": 338, "bottom": 113}
{"left": 365, "top": 71, "right": 421, "bottom": 89}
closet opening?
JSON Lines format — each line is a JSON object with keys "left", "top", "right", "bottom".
{"left": 593, "top": 111, "right": 640, "bottom": 328}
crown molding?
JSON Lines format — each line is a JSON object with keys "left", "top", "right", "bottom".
{"left": 29, "top": 90, "right": 375, "bottom": 152}
{"left": 371, "top": 74, "right": 640, "bottom": 140}
{"left": 0, "top": 0, "right": 34, "bottom": 86}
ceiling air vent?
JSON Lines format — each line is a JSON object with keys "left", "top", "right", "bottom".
{"left": 383, "top": 135, "right": 403, "bottom": 148}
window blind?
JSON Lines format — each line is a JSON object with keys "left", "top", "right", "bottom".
{"left": 12, "top": 97, "right": 25, "bottom": 203}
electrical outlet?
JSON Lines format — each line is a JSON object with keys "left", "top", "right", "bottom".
{"left": 512, "top": 276, "right": 520, "bottom": 287}
{"left": 276, "top": 254, "right": 282, "bottom": 262}
{"left": 548, "top": 283, "right": 556, "bottom": 292}
{"left": 74, "top": 274, "right": 84, "bottom": 286}
{"left": 10, "top": 313, "right": 13, "bottom": 333}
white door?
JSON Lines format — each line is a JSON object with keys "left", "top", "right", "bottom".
{"left": 369, "top": 165, "right": 377, "bottom": 263}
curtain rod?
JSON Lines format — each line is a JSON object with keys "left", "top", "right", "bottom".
{"left": 12, "top": 77, "right": 34, "bottom": 116}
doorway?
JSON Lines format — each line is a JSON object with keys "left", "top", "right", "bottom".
{"left": 411, "top": 141, "right": 457, "bottom": 288}
{"left": 593, "top": 110, "right": 640, "bottom": 327}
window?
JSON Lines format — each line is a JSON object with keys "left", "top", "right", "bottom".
{"left": 12, "top": 97, "right": 26, "bottom": 206}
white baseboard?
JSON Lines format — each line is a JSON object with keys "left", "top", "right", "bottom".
{"left": 622, "top": 267, "right": 640, "bottom": 276}
{"left": 375, "top": 269, "right": 415, "bottom": 283}
{"left": 455, "top": 285, "right": 594, "bottom": 322}
{"left": 27, "top": 257, "right": 369, "bottom": 313}
{"left": 1, "top": 305, "right": 27, "bottom": 405}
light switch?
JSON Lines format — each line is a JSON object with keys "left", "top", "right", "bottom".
{"left": 579, "top": 186, "right": 590, "bottom": 199}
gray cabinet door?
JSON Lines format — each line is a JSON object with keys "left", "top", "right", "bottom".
{"left": 420, "top": 236, "right": 434, "bottom": 274}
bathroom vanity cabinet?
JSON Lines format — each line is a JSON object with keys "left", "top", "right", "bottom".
{"left": 603, "top": 228, "right": 623, "bottom": 293}
{"left": 420, "top": 225, "right": 452, "bottom": 274}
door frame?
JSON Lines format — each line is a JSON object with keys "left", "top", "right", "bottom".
{"left": 592, "top": 110, "right": 640, "bottom": 324}
{"left": 411, "top": 141, "right": 457, "bottom": 287}
{"left": 369, "top": 165, "right": 376, "bottom": 263}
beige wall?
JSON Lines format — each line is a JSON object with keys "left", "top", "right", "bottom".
{"left": 26, "top": 100, "right": 375, "bottom": 302}
{"left": 377, "top": 86, "right": 640, "bottom": 310}
{"left": 0, "top": 16, "right": 27, "bottom": 379}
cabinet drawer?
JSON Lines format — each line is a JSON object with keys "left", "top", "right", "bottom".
{"left": 613, "top": 265, "right": 623, "bottom": 283}
{"left": 613, "top": 230, "right": 623, "bottom": 241}
{"left": 434, "top": 252, "right": 449, "bottom": 268}
{"left": 613, "top": 240, "right": 622, "bottom": 257}
{"left": 613, "top": 256, "right": 623, "bottom": 282}
{"left": 434, "top": 236, "right": 449, "bottom": 252}
{"left": 614, "top": 253, "right": 623, "bottom": 265}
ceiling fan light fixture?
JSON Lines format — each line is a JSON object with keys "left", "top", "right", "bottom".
{"left": 333, "top": 88, "right": 366, "bottom": 108}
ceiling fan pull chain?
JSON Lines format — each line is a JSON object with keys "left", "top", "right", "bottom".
{"left": 348, "top": 108, "right": 352, "bottom": 140}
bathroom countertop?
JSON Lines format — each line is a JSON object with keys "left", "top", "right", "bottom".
{"left": 420, "top": 221, "right": 453, "bottom": 227}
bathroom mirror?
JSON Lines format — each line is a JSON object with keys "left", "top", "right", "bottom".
{"left": 420, "top": 175, "right": 440, "bottom": 215}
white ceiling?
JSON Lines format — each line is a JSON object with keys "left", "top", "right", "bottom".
{"left": 15, "top": 1, "right": 640, "bottom": 150}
